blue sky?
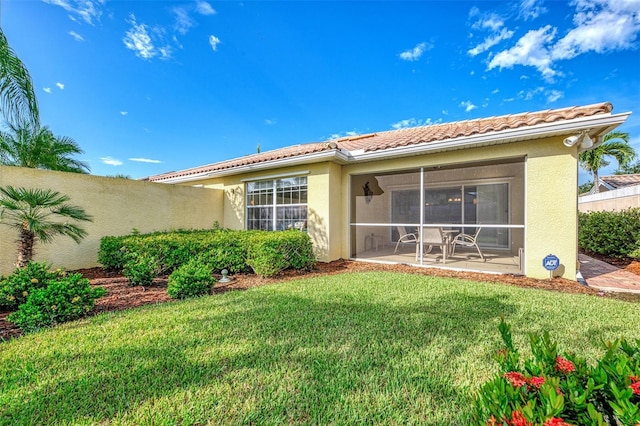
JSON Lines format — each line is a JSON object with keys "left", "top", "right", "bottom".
{"left": 3, "top": 0, "right": 640, "bottom": 182}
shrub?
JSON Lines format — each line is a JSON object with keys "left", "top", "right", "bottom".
{"left": 0, "top": 262, "right": 64, "bottom": 310}
{"left": 579, "top": 208, "right": 640, "bottom": 258}
{"left": 123, "top": 254, "right": 159, "bottom": 287}
{"left": 473, "top": 320, "right": 640, "bottom": 425}
{"left": 167, "top": 259, "right": 215, "bottom": 299}
{"left": 7, "top": 274, "right": 106, "bottom": 333}
{"left": 246, "top": 230, "right": 315, "bottom": 277}
{"left": 98, "top": 228, "right": 315, "bottom": 277}
{"left": 97, "top": 235, "right": 129, "bottom": 270}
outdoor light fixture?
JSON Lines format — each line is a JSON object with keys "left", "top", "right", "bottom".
{"left": 563, "top": 130, "right": 593, "bottom": 149}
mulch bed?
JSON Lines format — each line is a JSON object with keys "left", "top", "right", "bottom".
{"left": 1, "top": 258, "right": 638, "bottom": 341}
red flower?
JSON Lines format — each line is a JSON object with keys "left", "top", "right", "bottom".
{"left": 543, "top": 418, "right": 573, "bottom": 426}
{"left": 555, "top": 356, "right": 575, "bottom": 374}
{"left": 630, "top": 375, "right": 640, "bottom": 383}
{"left": 504, "top": 371, "right": 528, "bottom": 387}
{"left": 508, "top": 410, "right": 532, "bottom": 426}
{"left": 631, "top": 381, "right": 640, "bottom": 396}
{"left": 529, "top": 376, "right": 545, "bottom": 389}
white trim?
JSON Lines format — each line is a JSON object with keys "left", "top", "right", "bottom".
{"left": 241, "top": 170, "right": 309, "bottom": 182}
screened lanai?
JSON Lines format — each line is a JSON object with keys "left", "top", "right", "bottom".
{"left": 350, "top": 158, "right": 525, "bottom": 274}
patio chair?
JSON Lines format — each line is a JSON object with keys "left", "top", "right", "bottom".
{"left": 451, "top": 227, "right": 485, "bottom": 261}
{"left": 394, "top": 226, "right": 417, "bottom": 253}
{"left": 416, "top": 227, "right": 448, "bottom": 263}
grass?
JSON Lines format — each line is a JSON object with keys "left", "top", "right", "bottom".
{"left": 1, "top": 271, "right": 639, "bottom": 425}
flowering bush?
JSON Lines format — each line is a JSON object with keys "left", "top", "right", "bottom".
{"left": 0, "top": 262, "right": 66, "bottom": 310}
{"left": 7, "top": 273, "right": 106, "bottom": 333}
{"left": 473, "top": 320, "right": 640, "bottom": 425}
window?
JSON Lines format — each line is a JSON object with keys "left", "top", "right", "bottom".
{"left": 246, "top": 176, "right": 307, "bottom": 231}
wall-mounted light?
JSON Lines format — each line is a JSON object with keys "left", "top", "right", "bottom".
{"left": 363, "top": 181, "right": 373, "bottom": 204}
{"left": 563, "top": 130, "right": 593, "bottom": 149}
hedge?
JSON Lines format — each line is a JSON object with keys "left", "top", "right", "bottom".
{"left": 578, "top": 208, "right": 640, "bottom": 259}
{"left": 98, "top": 229, "right": 316, "bottom": 277}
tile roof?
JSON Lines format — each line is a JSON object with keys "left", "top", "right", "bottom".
{"left": 146, "top": 102, "right": 613, "bottom": 182}
{"left": 600, "top": 174, "right": 640, "bottom": 189}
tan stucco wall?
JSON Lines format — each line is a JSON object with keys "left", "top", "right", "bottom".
{"left": 524, "top": 138, "right": 578, "bottom": 279}
{"left": 0, "top": 166, "right": 223, "bottom": 275}
{"left": 191, "top": 162, "right": 340, "bottom": 262}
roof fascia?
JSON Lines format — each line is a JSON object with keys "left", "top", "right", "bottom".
{"left": 155, "top": 148, "right": 350, "bottom": 184}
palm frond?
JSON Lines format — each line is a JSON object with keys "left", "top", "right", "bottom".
{"left": 0, "top": 28, "right": 39, "bottom": 125}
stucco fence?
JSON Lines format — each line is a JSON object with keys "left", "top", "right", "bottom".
{"left": 578, "top": 185, "right": 640, "bottom": 212}
{"left": 0, "top": 166, "right": 223, "bottom": 276}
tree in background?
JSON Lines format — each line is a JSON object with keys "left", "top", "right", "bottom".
{"left": 0, "top": 121, "right": 89, "bottom": 173}
{"left": 0, "top": 186, "right": 92, "bottom": 267}
{"left": 578, "top": 181, "right": 594, "bottom": 195}
{"left": 579, "top": 131, "right": 635, "bottom": 193}
{"left": 614, "top": 160, "right": 640, "bottom": 175}
{"left": 0, "top": 28, "right": 38, "bottom": 126}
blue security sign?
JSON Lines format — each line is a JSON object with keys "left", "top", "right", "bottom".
{"left": 543, "top": 254, "right": 560, "bottom": 271}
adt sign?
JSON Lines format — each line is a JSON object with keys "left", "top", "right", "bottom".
{"left": 543, "top": 254, "right": 560, "bottom": 271}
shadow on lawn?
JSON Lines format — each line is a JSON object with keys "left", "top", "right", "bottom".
{"left": 1, "top": 281, "right": 627, "bottom": 424}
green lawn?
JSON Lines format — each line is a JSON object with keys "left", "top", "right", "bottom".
{"left": 1, "top": 272, "right": 639, "bottom": 425}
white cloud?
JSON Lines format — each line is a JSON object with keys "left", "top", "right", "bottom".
{"left": 391, "top": 117, "right": 441, "bottom": 130}
{"left": 442, "top": 110, "right": 449, "bottom": 115}
{"left": 122, "top": 14, "right": 173, "bottom": 61}
{"left": 518, "top": 0, "right": 547, "bottom": 21}
{"left": 120, "top": 111, "right": 128, "bottom": 116}
{"left": 492, "top": 88, "right": 500, "bottom": 94}
{"left": 399, "top": 42, "right": 430, "bottom": 61}
{"left": 209, "top": 35, "right": 221, "bottom": 51}
{"left": 327, "top": 131, "right": 358, "bottom": 140}
{"left": 546, "top": 89, "right": 563, "bottom": 103}
{"left": 196, "top": 1, "right": 216, "bottom": 15}
{"left": 68, "top": 30, "right": 84, "bottom": 41}
{"left": 123, "top": 15, "right": 156, "bottom": 60}
{"left": 552, "top": 0, "right": 640, "bottom": 60}
{"left": 517, "top": 86, "right": 564, "bottom": 103}
{"left": 484, "top": 1, "right": 640, "bottom": 81}
{"left": 101, "top": 156, "right": 123, "bottom": 166}
{"left": 471, "top": 12, "right": 506, "bottom": 31}
{"left": 43, "top": 87, "right": 52, "bottom": 94}
{"left": 129, "top": 157, "right": 163, "bottom": 164}
{"left": 459, "top": 100, "right": 477, "bottom": 112}
{"left": 468, "top": 27, "right": 514, "bottom": 56}
{"left": 43, "top": 0, "right": 105, "bottom": 25}
{"left": 173, "top": 7, "right": 195, "bottom": 35}
{"left": 488, "top": 25, "right": 557, "bottom": 81}
{"left": 264, "top": 119, "right": 276, "bottom": 125}
{"left": 56, "top": 82, "right": 64, "bottom": 90}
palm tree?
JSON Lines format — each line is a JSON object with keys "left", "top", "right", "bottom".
{"left": 0, "top": 121, "right": 90, "bottom": 173}
{"left": 0, "top": 28, "right": 38, "bottom": 125}
{"left": 0, "top": 186, "right": 92, "bottom": 267}
{"left": 579, "top": 131, "right": 636, "bottom": 193}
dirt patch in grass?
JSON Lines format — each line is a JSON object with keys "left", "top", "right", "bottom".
{"left": 1, "top": 259, "right": 635, "bottom": 341}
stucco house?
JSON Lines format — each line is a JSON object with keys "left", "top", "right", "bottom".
{"left": 145, "top": 102, "right": 630, "bottom": 280}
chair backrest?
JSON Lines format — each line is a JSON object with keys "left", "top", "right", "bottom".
{"left": 470, "top": 227, "right": 482, "bottom": 240}
{"left": 421, "top": 227, "right": 444, "bottom": 244}
{"left": 397, "top": 226, "right": 408, "bottom": 236}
